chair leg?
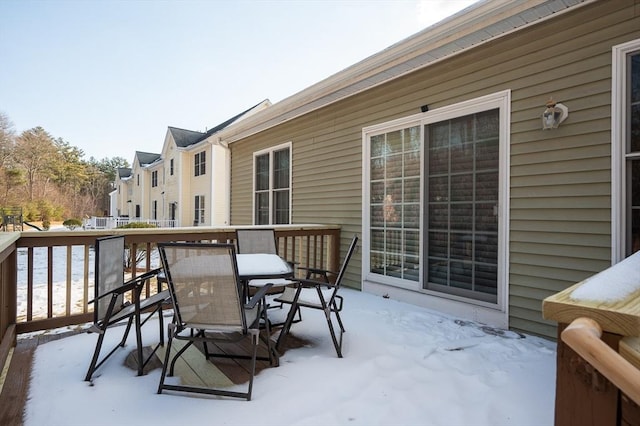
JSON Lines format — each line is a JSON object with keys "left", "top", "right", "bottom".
{"left": 275, "top": 301, "right": 299, "bottom": 352}
{"left": 157, "top": 304, "right": 165, "bottom": 345}
{"left": 119, "top": 317, "right": 134, "bottom": 347}
{"left": 324, "top": 309, "right": 343, "bottom": 358}
{"left": 85, "top": 315, "right": 135, "bottom": 381}
{"left": 157, "top": 325, "right": 174, "bottom": 394}
{"left": 333, "top": 305, "right": 346, "bottom": 333}
{"left": 169, "top": 338, "right": 195, "bottom": 376}
{"left": 134, "top": 306, "right": 144, "bottom": 376}
{"left": 85, "top": 327, "right": 106, "bottom": 381}
{"left": 246, "top": 329, "right": 259, "bottom": 401}
{"left": 260, "top": 307, "right": 279, "bottom": 367}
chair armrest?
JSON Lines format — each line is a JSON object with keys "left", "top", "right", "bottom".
{"left": 88, "top": 280, "right": 139, "bottom": 304}
{"left": 128, "top": 268, "right": 162, "bottom": 283}
{"left": 245, "top": 283, "right": 273, "bottom": 309}
{"left": 296, "top": 266, "right": 337, "bottom": 281}
{"left": 88, "top": 268, "right": 161, "bottom": 304}
{"left": 295, "top": 278, "right": 338, "bottom": 289}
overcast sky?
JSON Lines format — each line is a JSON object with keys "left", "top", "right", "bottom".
{"left": 1, "top": 0, "right": 478, "bottom": 162}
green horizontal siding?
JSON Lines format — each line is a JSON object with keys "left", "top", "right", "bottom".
{"left": 229, "top": 0, "right": 640, "bottom": 338}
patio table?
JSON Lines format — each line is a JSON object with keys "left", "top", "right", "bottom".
{"left": 235, "top": 253, "right": 294, "bottom": 280}
{"left": 158, "top": 252, "right": 294, "bottom": 300}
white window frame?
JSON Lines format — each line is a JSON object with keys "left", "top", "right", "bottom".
{"left": 194, "top": 151, "right": 206, "bottom": 177}
{"left": 612, "top": 38, "right": 640, "bottom": 263}
{"left": 194, "top": 195, "right": 205, "bottom": 225}
{"left": 362, "top": 90, "right": 510, "bottom": 319}
{"left": 252, "top": 142, "right": 292, "bottom": 225}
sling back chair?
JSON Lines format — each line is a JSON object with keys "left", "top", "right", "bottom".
{"left": 85, "top": 235, "right": 169, "bottom": 381}
{"left": 157, "top": 242, "right": 276, "bottom": 401}
{"left": 275, "top": 234, "right": 358, "bottom": 358}
{"left": 235, "top": 228, "right": 297, "bottom": 301}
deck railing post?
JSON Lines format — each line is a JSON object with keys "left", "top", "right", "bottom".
{"left": 554, "top": 322, "right": 620, "bottom": 426}
{"left": 0, "top": 236, "right": 18, "bottom": 376}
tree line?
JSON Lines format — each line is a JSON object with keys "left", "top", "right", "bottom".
{"left": 0, "top": 111, "right": 128, "bottom": 226}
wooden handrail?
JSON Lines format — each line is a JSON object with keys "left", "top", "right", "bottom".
{"left": 561, "top": 317, "right": 640, "bottom": 405}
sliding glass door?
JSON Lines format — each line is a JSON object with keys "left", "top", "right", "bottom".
{"left": 425, "top": 109, "right": 499, "bottom": 303}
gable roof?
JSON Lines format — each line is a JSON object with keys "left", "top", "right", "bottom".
{"left": 168, "top": 99, "right": 271, "bottom": 149}
{"left": 167, "top": 127, "right": 205, "bottom": 148}
{"left": 117, "top": 167, "right": 132, "bottom": 179}
{"left": 134, "top": 151, "right": 161, "bottom": 166}
{"left": 218, "top": 0, "right": 595, "bottom": 143}
{"left": 201, "top": 99, "right": 269, "bottom": 139}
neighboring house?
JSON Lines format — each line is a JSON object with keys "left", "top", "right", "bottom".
{"left": 215, "top": 0, "right": 640, "bottom": 339}
{"left": 130, "top": 151, "right": 162, "bottom": 220}
{"left": 112, "top": 100, "right": 271, "bottom": 227}
{"left": 114, "top": 167, "right": 132, "bottom": 217}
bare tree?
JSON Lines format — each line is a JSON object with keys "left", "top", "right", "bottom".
{"left": 0, "top": 112, "right": 15, "bottom": 168}
{"left": 14, "top": 127, "right": 60, "bottom": 201}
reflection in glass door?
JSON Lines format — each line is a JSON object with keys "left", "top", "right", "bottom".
{"left": 369, "top": 126, "right": 421, "bottom": 282}
{"left": 425, "top": 109, "right": 499, "bottom": 303}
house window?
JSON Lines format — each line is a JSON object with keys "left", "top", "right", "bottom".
{"left": 194, "top": 195, "right": 205, "bottom": 225}
{"left": 170, "top": 159, "right": 174, "bottom": 176}
{"left": 151, "top": 170, "right": 158, "bottom": 187}
{"left": 253, "top": 143, "right": 291, "bottom": 225}
{"left": 364, "top": 91, "right": 508, "bottom": 309}
{"left": 194, "top": 151, "right": 206, "bottom": 177}
{"left": 631, "top": 53, "right": 640, "bottom": 254}
{"left": 613, "top": 39, "right": 640, "bottom": 261}
{"left": 137, "top": 174, "right": 139, "bottom": 186}
{"left": 152, "top": 200, "right": 158, "bottom": 220}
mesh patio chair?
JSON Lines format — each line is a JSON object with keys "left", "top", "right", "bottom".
{"left": 275, "top": 234, "right": 358, "bottom": 358}
{"left": 85, "top": 235, "right": 169, "bottom": 381}
{"left": 157, "top": 242, "right": 276, "bottom": 400}
{"left": 235, "top": 228, "right": 297, "bottom": 301}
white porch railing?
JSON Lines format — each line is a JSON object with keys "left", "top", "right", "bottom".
{"left": 82, "top": 217, "right": 177, "bottom": 229}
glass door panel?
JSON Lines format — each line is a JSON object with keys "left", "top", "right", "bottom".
{"left": 424, "top": 109, "right": 499, "bottom": 303}
{"left": 369, "top": 126, "right": 421, "bottom": 281}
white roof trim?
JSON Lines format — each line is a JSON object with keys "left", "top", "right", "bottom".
{"left": 219, "top": 0, "right": 594, "bottom": 144}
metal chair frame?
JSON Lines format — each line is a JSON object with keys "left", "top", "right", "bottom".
{"left": 275, "top": 235, "right": 358, "bottom": 358}
{"left": 85, "top": 235, "right": 168, "bottom": 381}
{"left": 157, "top": 242, "right": 276, "bottom": 400}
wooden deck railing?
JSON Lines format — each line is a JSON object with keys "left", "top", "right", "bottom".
{"left": 0, "top": 224, "right": 341, "bottom": 374}
{"left": 542, "top": 252, "right": 640, "bottom": 426}
{"left": 562, "top": 317, "right": 640, "bottom": 406}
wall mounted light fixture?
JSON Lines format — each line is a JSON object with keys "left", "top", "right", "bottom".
{"left": 542, "top": 98, "right": 569, "bottom": 130}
